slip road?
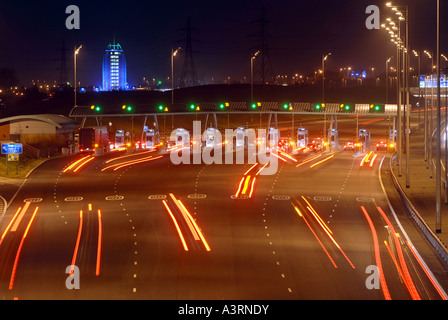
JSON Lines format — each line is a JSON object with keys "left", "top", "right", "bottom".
{"left": 178, "top": 304, "right": 270, "bottom": 317}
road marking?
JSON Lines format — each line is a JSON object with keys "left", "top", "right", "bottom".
{"left": 64, "top": 197, "right": 84, "bottom": 202}
{"left": 230, "top": 194, "right": 249, "bottom": 200}
{"left": 105, "top": 195, "right": 124, "bottom": 201}
{"left": 272, "top": 195, "right": 290, "bottom": 201}
{"left": 148, "top": 195, "right": 167, "bottom": 200}
{"left": 187, "top": 194, "right": 207, "bottom": 199}
{"left": 23, "top": 198, "right": 43, "bottom": 203}
{"left": 356, "top": 197, "right": 375, "bottom": 202}
{"left": 314, "top": 196, "right": 332, "bottom": 202}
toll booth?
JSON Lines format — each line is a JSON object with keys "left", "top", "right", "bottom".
{"left": 267, "top": 127, "right": 279, "bottom": 152}
{"left": 390, "top": 129, "right": 397, "bottom": 144}
{"left": 175, "top": 128, "right": 190, "bottom": 149}
{"left": 236, "top": 127, "right": 246, "bottom": 149}
{"left": 359, "top": 129, "right": 370, "bottom": 152}
{"left": 297, "top": 128, "right": 309, "bottom": 148}
{"left": 204, "top": 127, "right": 219, "bottom": 148}
{"left": 115, "top": 130, "right": 125, "bottom": 149}
{"left": 144, "top": 129, "right": 159, "bottom": 149}
{"left": 329, "top": 128, "right": 338, "bottom": 150}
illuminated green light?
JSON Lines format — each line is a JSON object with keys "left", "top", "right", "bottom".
{"left": 219, "top": 104, "right": 225, "bottom": 109}
{"left": 190, "top": 104, "right": 195, "bottom": 110}
{"left": 158, "top": 105, "right": 164, "bottom": 111}
{"left": 95, "top": 106, "right": 101, "bottom": 112}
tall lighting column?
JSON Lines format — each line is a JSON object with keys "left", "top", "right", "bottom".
{"left": 74, "top": 45, "right": 82, "bottom": 107}
{"left": 436, "top": 0, "right": 441, "bottom": 233}
{"left": 251, "top": 51, "right": 260, "bottom": 104}
{"left": 322, "top": 53, "right": 331, "bottom": 151}
{"left": 171, "top": 47, "right": 181, "bottom": 106}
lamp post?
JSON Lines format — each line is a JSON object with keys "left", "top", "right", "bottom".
{"left": 74, "top": 45, "right": 82, "bottom": 107}
{"left": 386, "top": 57, "right": 393, "bottom": 104}
{"left": 171, "top": 47, "right": 181, "bottom": 106}
{"left": 436, "top": 0, "right": 441, "bottom": 233}
{"left": 251, "top": 51, "right": 260, "bottom": 103}
{"left": 424, "top": 50, "right": 434, "bottom": 175}
{"left": 322, "top": 52, "right": 331, "bottom": 151}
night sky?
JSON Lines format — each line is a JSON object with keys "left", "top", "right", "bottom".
{"left": 0, "top": 0, "right": 445, "bottom": 87}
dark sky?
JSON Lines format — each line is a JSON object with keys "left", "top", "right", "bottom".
{"left": 0, "top": 0, "right": 445, "bottom": 87}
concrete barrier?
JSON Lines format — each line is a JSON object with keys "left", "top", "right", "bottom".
{"left": 389, "top": 154, "right": 448, "bottom": 267}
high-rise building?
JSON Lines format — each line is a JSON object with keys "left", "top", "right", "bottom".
{"left": 102, "top": 43, "right": 127, "bottom": 91}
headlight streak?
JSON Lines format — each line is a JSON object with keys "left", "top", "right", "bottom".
{"left": 360, "top": 206, "right": 391, "bottom": 300}
{"left": 296, "top": 154, "right": 323, "bottom": 168}
{"left": 63, "top": 155, "right": 91, "bottom": 173}
{"left": 234, "top": 177, "right": 245, "bottom": 198}
{"left": 9, "top": 206, "right": 38, "bottom": 291}
{"left": 294, "top": 195, "right": 355, "bottom": 269}
{"left": 309, "top": 154, "right": 335, "bottom": 169}
{"left": 241, "top": 175, "right": 252, "bottom": 195}
{"left": 278, "top": 150, "right": 298, "bottom": 162}
{"left": 162, "top": 200, "right": 189, "bottom": 251}
{"left": 169, "top": 193, "right": 200, "bottom": 241}
{"left": 177, "top": 199, "right": 211, "bottom": 252}
{"left": 72, "top": 156, "right": 95, "bottom": 173}
{"left": 291, "top": 202, "right": 338, "bottom": 269}
{"left": 248, "top": 177, "right": 256, "bottom": 198}
{"left": 0, "top": 206, "right": 21, "bottom": 247}
{"left": 11, "top": 201, "right": 31, "bottom": 232}
{"left": 112, "top": 156, "right": 162, "bottom": 171}
{"left": 105, "top": 149, "right": 156, "bottom": 164}
{"left": 101, "top": 155, "right": 163, "bottom": 172}
{"left": 291, "top": 195, "right": 355, "bottom": 269}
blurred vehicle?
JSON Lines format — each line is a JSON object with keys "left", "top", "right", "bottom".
{"left": 278, "top": 138, "right": 291, "bottom": 152}
{"left": 376, "top": 141, "right": 388, "bottom": 151}
{"left": 344, "top": 141, "right": 354, "bottom": 151}
{"left": 307, "top": 138, "right": 323, "bottom": 152}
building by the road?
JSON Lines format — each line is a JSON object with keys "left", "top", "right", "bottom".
{"left": 0, "top": 114, "right": 78, "bottom": 157}
{"left": 102, "top": 42, "right": 127, "bottom": 91}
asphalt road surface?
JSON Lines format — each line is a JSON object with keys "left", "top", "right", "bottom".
{"left": 0, "top": 115, "right": 447, "bottom": 300}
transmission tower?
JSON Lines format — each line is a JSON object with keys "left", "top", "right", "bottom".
{"left": 252, "top": 6, "right": 274, "bottom": 84}
{"left": 56, "top": 39, "right": 69, "bottom": 87}
{"left": 179, "top": 17, "right": 199, "bottom": 88}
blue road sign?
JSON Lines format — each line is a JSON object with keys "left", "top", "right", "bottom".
{"left": 1, "top": 143, "right": 23, "bottom": 155}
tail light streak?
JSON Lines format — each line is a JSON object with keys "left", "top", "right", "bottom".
{"left": 376, "top": 206, "right": 420, "bottom": 300}
{"left": 9, "top": 207, "right": 39, "bottom": 290}
{"left": 361, "top": 206, "right": 391, "bottom": 300}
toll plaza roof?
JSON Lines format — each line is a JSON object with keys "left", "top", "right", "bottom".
{"left": 69, "top": 102, "right": 400, "bottom": 118}
{"left": 0, "top": 114, "right": 79, "bottom": 129}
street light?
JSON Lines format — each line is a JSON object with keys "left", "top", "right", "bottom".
{"left": 424, "top": 50, "right": 434, "bottom": 174}
{"left": 74, "top": 45, "right": 82, "bottom": 107}
{"left": 251, "top": 51, "right": 260, "bottom": 104}
{"left": 171, "top": 47, "right": 181, "bottom": 106}
{"left": 322, "top": 52, "right": 331, "bottom": 151}
{"left": 386, "top": 57, "right": 393, "bottom": 104}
